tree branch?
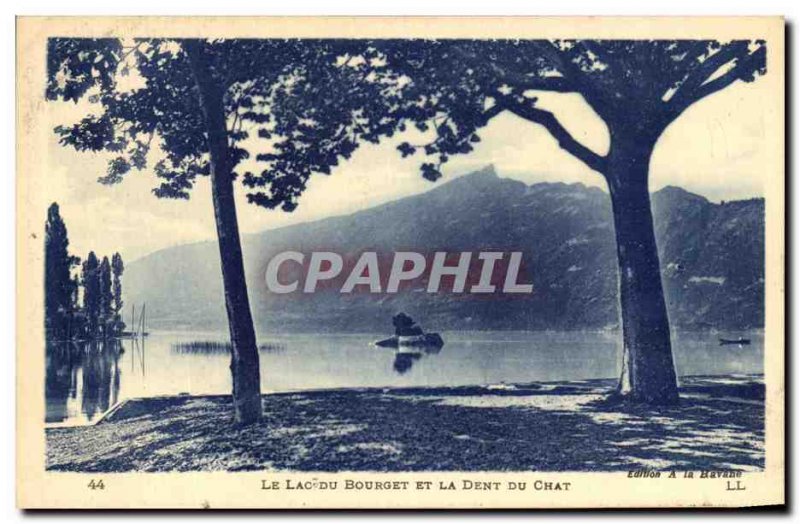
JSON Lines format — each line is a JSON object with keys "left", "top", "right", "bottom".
{"left": 486, "top": 60, "right": 576, "bottom": 93}
{"left": 668, "top": 44, "right": 765, "bottom": 117}
{"left": 114, "top": 41, "right": 145, "bottom": 68}
{"left": 530, "top": 41, "right": 607, "bottom": 113}
{"left": 673, "top": 42, "right": 746, "bottom": 100}
{"left": 518, "top": 76, "right": 576, "bottom": 93}
{"left": 481, "top": 100, "right": 506, "bottom": 122}
{"left": 495, "top": 95, "right": 607, "bottom": 175}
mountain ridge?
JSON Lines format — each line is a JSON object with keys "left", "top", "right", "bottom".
{"left": 124, "top": 166, "right": 764, "bottom": 333}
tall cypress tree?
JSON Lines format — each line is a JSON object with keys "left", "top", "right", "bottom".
{"left": 111, "top": 253, "right": 125, "bottom": 335}
{"left": 82, "top": 252, "right": 100, "bottom": 339}
{"left": 99, "top": 256, "right": 113, "bottom": 337}
{"left": 69, "top": 273, "right": 84, "bottom": 337}
{"left": 111, "top": 253, "right": 125, "bottom": 334}
{"left": 44, "top": 203, "right": 76, "bottom": 341}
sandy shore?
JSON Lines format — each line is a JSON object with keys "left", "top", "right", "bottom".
{"left": 46, "top": 375, "right": 764, "bottom": 472}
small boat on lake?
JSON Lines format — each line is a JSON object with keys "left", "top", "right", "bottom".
{"left": 719, "top": 337, "right": 751, "bottom": 346}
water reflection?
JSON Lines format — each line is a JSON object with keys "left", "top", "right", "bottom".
{"left": 171, "top": 341, "right": 286, "bottom": 354}
{"left": 44, "top": 330, "right": 764, "bottom": 425}
{"left": 393, "top": 352, "right": 421, "bottom": 374}
{"left": 46, "top": 337, "right": 144, "bottom": 424}
{"left": 390, "top": 346, "right": 443, "bottom": 375}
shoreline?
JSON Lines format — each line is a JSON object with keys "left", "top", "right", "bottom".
{"left": 47, "top": 372, "right": 764, "bottom": 428}
{"left": 46, "top": 375, "right": 765, "bottom": 473}
{"left": 104, "top": 328, "right": 767, "bottom": 337}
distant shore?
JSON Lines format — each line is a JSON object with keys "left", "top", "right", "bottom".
{"left": 46, "top": 375, "right": 764, "bottom": 472}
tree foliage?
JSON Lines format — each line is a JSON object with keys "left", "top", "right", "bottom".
{"left": 47, "top": 38, "right": 402, "bottom": 211}
{"left": 111, "top": 252, "right": 125, "bottom": 333}
{"left": 70, "top": 249, "right": 125, "bottom": 339}
{"left": 47, "top": 37, "right": 767, "bottom": 213}
{"left": 81, "top": 251, "right": 101, "bottom": 337}
{"left": 45, "top": 203, "right": 78, "bottom": 340}
{"left": 99, "top": 256, "right": 113, "bottom": 336}
{"left": 368, "top": 39, "right": 767, "bottom": 181}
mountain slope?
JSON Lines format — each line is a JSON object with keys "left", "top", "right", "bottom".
{"left": 124, "top": 166, "right": 764, "bottom": 333}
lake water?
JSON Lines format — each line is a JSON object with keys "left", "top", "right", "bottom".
{"left": 45, "top": 330, "right": 763, "bottom": 425}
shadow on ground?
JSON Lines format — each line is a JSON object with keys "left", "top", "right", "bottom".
{"left": 46, "top": 375, "right": 764, "bottom": 472}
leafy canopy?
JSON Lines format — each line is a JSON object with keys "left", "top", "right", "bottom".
{"left": 48, "top": 39, "right": 766, "bottom": 210}
{"left": 47, "top": 38, "right": 402, "bottom": 211}
{"left": 365, "top": 39, "right": 767, "bottom": 179}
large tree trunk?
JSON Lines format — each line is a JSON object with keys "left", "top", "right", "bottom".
{"left": 186, "top": 42, "right": 262, "bottom": 424}
{"left": 606, "top": 133, "right": 679, "bottom": 404}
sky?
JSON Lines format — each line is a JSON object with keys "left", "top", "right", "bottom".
{"left": 46, "top": 77, "right": 768, "bottom": 263}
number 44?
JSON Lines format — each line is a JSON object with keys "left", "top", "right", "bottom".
{"left": 87, "top": 479, "right": 105, "bottom": 490}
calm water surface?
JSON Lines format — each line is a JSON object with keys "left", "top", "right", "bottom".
{"left": 45, "top": 330, "right": 763, "bottom": 425}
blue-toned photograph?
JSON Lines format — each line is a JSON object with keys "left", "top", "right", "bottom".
{"left": 40, "top": 33, "right": 772, "bottom": 477}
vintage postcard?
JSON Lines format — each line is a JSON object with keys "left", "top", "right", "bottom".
{"left": 17, "top": 16, "right": 784, "bottom": 509}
